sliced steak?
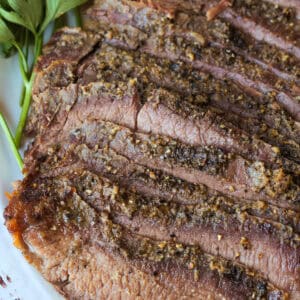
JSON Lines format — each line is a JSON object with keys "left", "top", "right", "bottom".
{"left": 73, "top": 121, "right": 300, "bottom": 210}
{"left": 30, "top": 30, "right": 300, "bottom": 164}
{"left": 25, "top": 140, "right": 300, "bottom": 293}
{"left": 28, "top": 134, "right": 300, "bottom": 235}
{"left": 30, "top": 46, "right": 300, "bottom": 174}
{"left": 26, "top": 28, "right": 100, "bottom": 135}
{"left": 31, "top": 141, "right": 299, "bottom": 236}
{"left": 77, "top": 79, "right": 279, "bottom": 164}
{"left": 78, "top": 43, "right": 300, "bottom": 146}
{"left": 71, "top": 169, "right": 300, "bottom": 294}
{"left": 4, "top": 169, "right": 287, "bottom": 299}
{"left": 130, "top": 0, "right": 300, "bottom": 54}
{"left": 83, "top": 0, "right": 300, "bottom": 121}
{"left": 130, "top": 0, "right": 300, "bottom": 82}
{"left": 31, "top": 28, "right": 299, "bottom": 168}
{"left": 26, "top": 111, "right": 300, "bottom": 213}
{"left": 5, "top": 1, "right": 300, "bottom": 299}
{"left": 34, "top": 27, "right": 100, "bottom": 94}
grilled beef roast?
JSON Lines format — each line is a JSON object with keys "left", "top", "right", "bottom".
{"left": 4, "top": 0, "right": 300, "bottom": 299}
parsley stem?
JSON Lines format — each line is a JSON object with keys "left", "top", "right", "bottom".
{"left": 24, "top": 30, "right": 29, "bottom": 61}
{"left": 33, "top": 35, "right": 42, "bottom": 65}
{"left": 15, "top": 35, "right": 42, "bottom": 148}
{"left": 54, "top": 14, "right": 67, "bottom": 33}
{"left": 19, "top": 30, "right": 30, "bottom": 107}
{"left": 18, "top": 53, "right": 29, "bottom": 84}
{"left": 74, "top": 7, "right": 82, "bottom": 27}
{"left": 0, "top": 113, "right": 23, "bottom": 170}
{"left": 14, "top": 74, "right": 34, "bottom": 148}
{"left": 13, "top": 41, "right": 28, "bottom": 76}
{"left": 19, "top": 85, "right": 25, "bottom": 107}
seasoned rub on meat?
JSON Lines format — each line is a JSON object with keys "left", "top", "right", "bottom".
{"left": 5, "top": 0, "right": 300, "bottom": 299}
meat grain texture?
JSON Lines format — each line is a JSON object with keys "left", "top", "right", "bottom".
{"left": 4, "top": 0, "right": 300, "bottom": 299}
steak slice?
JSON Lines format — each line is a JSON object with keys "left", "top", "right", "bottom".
{"left": 78, "top": 81, "right": 280, "bottom": 165}
{"left": 31, "top": 27, "right": 299, "bottom": 169}
{"left": 30, "top": 29, "right": 300, "bottom": 164}
{"left": 4, "top": 168, "right": 286, "bottom": 299}
{"left": 24, "top": 139, "right": 300, "bottom": 294}
{"left": 128, "top": 0, "right": 300, "bottom": 54}
{"left": 83, "top": 0, "right": 300, "bottom": 121}
{"left": 26, "top": 44, "right": 300, "bottom": 210}
{"left": 28, "top": 134, "right": 300, "bottom": 235}
{"left": 107, "top": 125, "right": 299, "bottom": 210}
{"left": 27, "top": 92, "right": 300, "bottom": 213}
{"left": 34, "top": 27, "right": 100, "bottom": 94}
{"left": 29, "top": 42, "right": 300, "bottom": 176}
{"left": 78, "top": 43, "right": 300, "bottom": 146}
{"left": 29, "top": 73, "right": 288, "bottom": 169}
{"left": 26, "top": 28, "right": 101, "bottom": 135}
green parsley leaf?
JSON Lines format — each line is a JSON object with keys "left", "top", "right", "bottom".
{"left": 58, "top": 0, "right": 87, "bottom": 16}
{"left": 0, "top": 0, "right": 43, "bottom": 34}
{"left": 40, "top": 0, "right": 87, "bottom": 32}
{"left": 0, "top": 112, "right": 23, "bottom": 170}
{"left": 0, "top": 16, "right": 14, "bottom": 42}
{"left": 0, "top": 0, "right": 9, "bottom": 8}
{"left": 0, "top": 40, "right": 14, "bottom": 57}
{"left": 0, "top": 8, "right": 29, "bottom": 31}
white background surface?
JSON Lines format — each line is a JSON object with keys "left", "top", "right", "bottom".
{"left": 0, "top": 54, "right": 62, "bottom": 300}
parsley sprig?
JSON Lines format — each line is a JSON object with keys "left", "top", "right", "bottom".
{"left": 0, "top": 0, "right": 87, "bottom": 170}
